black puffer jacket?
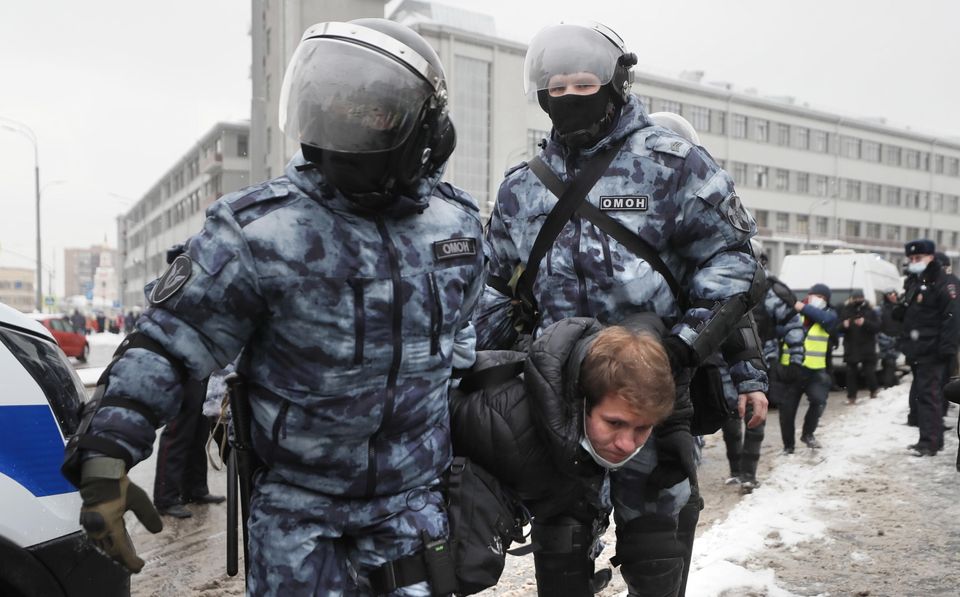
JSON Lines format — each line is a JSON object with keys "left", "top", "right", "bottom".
{"left": 450, "top": 316, "right": 666, "bottom": 518}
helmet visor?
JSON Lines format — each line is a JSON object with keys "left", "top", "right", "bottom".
{"left": 279, "top": 38, "right": 433, "bottom": 153}
{"left": 523, "top": 24, "right": 623, "bottom": 94}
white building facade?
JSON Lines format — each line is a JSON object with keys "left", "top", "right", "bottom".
{"left": 249, "top": 0, "right": 960, "bottom": 274}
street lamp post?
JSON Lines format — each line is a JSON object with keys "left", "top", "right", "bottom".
{"left": 1, "top": 118, "right": 42, "bottom": 311}
{"left": 806, "top": 198, "right": 832, "bottom": 247}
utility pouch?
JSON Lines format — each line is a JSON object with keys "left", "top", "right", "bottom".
{"left": 421, "top": 532, "right": 459, "bottom": 595}
{"left": 688, "top": 359, "right": 735, "bottom": 436}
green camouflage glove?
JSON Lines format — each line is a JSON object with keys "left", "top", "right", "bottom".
{"left": 78, "top": 457, "right": 163, "bottom": 573}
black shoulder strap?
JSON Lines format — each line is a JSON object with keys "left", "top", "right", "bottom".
{"left": 525, "top": 143, "right": 685, "bottom": 307}
{"left": 576, "top": 202, "right": 685, "bottom": 307}
{"left": 516, "top": 139, "right": 626, "bottom": 310}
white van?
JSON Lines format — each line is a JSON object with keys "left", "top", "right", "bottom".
{"left": 0, "top": 302, "right": 129, "bottom": 596}
{"left": 778, "top": 249, "right": 902, "bottom": 306}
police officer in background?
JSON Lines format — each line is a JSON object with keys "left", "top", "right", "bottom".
{"left": 897, "top": 240, "right": 960, "bottom": 456}
{"left": 61, "top": 19, "right": 485, "bottom": 596}
{"left": 838, "top": 289, "right": 880, "bottom": 404}
{"left": 476, "top": 21, "right": 767, "bottom": 596}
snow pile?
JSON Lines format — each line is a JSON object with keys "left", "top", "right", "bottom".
{"left": 681, "top": 385, "right": 915, "bottom": 597}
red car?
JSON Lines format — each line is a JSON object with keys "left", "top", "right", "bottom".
{"left": 29, "top": 314, "right": 89, "bottom": 363}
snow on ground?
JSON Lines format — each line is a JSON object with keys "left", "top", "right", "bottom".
{"left": 680, "top": 384, "right": 916, "bottom": 597}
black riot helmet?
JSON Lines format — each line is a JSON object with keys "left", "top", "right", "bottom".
{"left": 523, "top": 21, "right": 637, "bottom": 148}
{"left": 279, "top": 19, "right": 456, "bottom": 204}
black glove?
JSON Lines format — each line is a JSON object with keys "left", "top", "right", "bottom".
{"left": 79, "top": 457, "right": 163, "bottom": 572}
{"left": 777, "top": 362, "right": 802, "bottom": 385}
{"left": 662, "top": 336, "right": 695, "bottom": 375}
{"left": 646, "top": 419, "right": 697, "bottom": 493}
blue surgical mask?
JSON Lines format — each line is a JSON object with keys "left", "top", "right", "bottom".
{"left": 907, "top": 261, "right": 927, "bottom": 275}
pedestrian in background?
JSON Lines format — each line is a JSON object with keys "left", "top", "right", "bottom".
{"left": 839, "top": 289, "right": 880, "bottom": 404}
{"left": 878, "top": 288, "right": 903, "bottom": 388}
{"left": 897, "top": 240, "right": 960, "bottom": 456}
{"left": 152, "top": 377, "right": 225, "bottom": 518}
{"left": 779, "top": 284, "right": 839, "bottom": 454}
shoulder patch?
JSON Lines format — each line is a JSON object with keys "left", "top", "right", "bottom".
{"left": 433, "top": 237, "right": 478, "bottom": 262}
{"left": 435, "top": 182, "right": 480, "bottom": 214}
{"left": 719, "top": 192, "right": 754, "bottom": 233}
{"left": 947, "top": 283, "right": 957, "bottom": 300}
{"left": 149, "top": 254, "right": 192, "bottom": 305}
{"left": 645, "top": 133, "right": 693, "bottom": 159}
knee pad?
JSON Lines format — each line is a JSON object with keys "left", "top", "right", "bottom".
{"left": 612, "top": 514, "right": 685, "bottom": 597}
{"left": 531, "top": 518, "right": 595, "bottom": 597}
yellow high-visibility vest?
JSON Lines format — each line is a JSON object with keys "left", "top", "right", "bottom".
{"left": 781, "top": 318, "right": 829, "bottom": 370}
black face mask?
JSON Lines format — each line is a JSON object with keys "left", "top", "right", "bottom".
{"left": 546, "top": 87, "right": 614, "bottom": 148}
{"left": 319, "top": 150, "right": 392, "bottom": 196}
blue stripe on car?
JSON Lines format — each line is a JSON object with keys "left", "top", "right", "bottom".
{"left": 0, "top": 405, "right": 75, "bottom": 497}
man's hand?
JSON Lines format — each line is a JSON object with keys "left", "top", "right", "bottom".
{"left": 662, "top": 336, "right": 695, "bottom": 375}
{"left": 79, "top": 457, "right": 163, "bottom": 573}
{"left": 794, "top": 300, "right": 805, "bottom": 312}
{"left": 738, "top": 391, "right": 768, "bottom": 428}
{"left": 843, "top": 319, "right": 850, "bottom": 328}
{"left": 854, "top": 317, "right": 865, "bottom": 326}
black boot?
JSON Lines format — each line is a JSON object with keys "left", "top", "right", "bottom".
{"left": 676, "top": 493, "right": 703, "bottom": 596}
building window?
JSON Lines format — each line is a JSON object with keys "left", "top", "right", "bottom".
{"left": 815, "top": 175, "right": 829, "bottom": 197}
{"left": 862, "top": 141, "right": 881, "bottom": 162}
{"left": 733, "top": 162, "right": 748, "bottom": 186}
{"left": 946, "top": 195, "right": 959, "bottom": 214}
{"left": 935, "top": 154, "right": 945, "bottom": 174}
{"left": 845, "top": 220, "right": 860, "bottom": 237}
{"left": 775, "top": 212, "right": 789, "bottom": 233}
{"left": 904, "top": 149, "right": 920, "bottom": 169}
{"left": 844, "top": 180, "right": 861, "bottom": 201}
{"left": 754, "top": 165, "right": 769, "bottom": 188}
{"left": 732, "top": 114, "right": 747, "bottom": 138}
{"left": 796, "top": 172, "right": 809, "bottom": 194}
{"left": 752, "top": 118, "right": 769, "bottom": 142}
{"left": 948, "top": 157, "right": 960, "bottom": 177}
{"left": 754, "top": 209, "right": 769, "bottom": 229}
{"left": 796, "top": 214, "right": 809, "bottom": 236}
{"left": 865, "top": 184, "right": 882, "bottom": 204}
{"left": 931, "top": 193, "right": 943, "bottom": 212}
{"left": 710, "top": 110, "right": 726, "bottom": 135}
{"left": 776, "top": 123, "right": 790, "bottom": 146}
{"left": 810, "top": 130, "right": 827, "bottom": 152}
{"left": 816, "top": 216, "right": 829, "bottom": 236}
{"left": 884, "top": 186, "right": 900, "bottom": 206}
{"left": 684, "top": 105, "right": 710, "bottom": 132}
{"left": 237, "top": 135, "right": 248, "bottom": 157}
{"left": 659, "top": 99, "right": 681, "bottom": 114}
{"left": 450, "top": 56, "right": 492, "bottom": 209}
{"left": 775, "top": 169, "right": 789, "bottom": 190}
{"left": 866, "top": 222, "right": 881, "bottom": 238}
{"left": 906, "top": 226, "right": 920, "bottom": 240}
{"left": 842, "top": 136, "right": 860, "bottom": 159}
{"left": 903, "top": 190, "right": 919, "bottom": 208}
{"left": 884, "top": 145, "right": 901, "bottom": 166}
{"left": 793, "top": 126, "right": 809, "bottom": 150}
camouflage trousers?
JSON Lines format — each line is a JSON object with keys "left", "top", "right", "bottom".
{"left": 246, "top": 470, "right": 447, "bottom": 596}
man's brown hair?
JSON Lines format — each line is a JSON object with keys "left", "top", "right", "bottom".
{"left": 580, "top": 326, "right": 675, "bottom": 421}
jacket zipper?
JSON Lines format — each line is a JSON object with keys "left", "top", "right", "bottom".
{"left": 572, "top": 216, "right": 590, "bottom": 316}
{"left": 369, "top": 216, "right": 403, "bottom": 495}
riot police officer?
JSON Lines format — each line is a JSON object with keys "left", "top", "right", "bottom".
{"left": 475, "top": 20, "right": 766, "bottom": 597}
{"left": 898, "top": 240, "right": 960, "bottom": 456}
{"left": 62, "top": 19, "right": 485, "bottom": 596}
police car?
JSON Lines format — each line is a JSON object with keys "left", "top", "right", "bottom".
{"left": 0, "top": 302, "right": 128, "bottom": 596}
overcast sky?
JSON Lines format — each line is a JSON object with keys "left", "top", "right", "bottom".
{"left": 2, "top": 0, "right": 959, "bottom": 295}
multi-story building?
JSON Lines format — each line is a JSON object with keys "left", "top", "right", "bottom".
{"left": 0, "top": 267, "right": 36, "bottom": 312}
{"left": 116, "top": 121, "right": 250, "bottom": 309}
{"left": 249, "top": 0, "right": 959, "bottom": 274}
{"left": 63, "top": 245, "right": 118, "bottom": 299}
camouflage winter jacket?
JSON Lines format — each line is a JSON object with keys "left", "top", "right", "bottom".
{"left": 475, "top": 95, "right": 765, "bottom": 393}
{"left": 87, "top": 152, "right": 486, "bottom": 497}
